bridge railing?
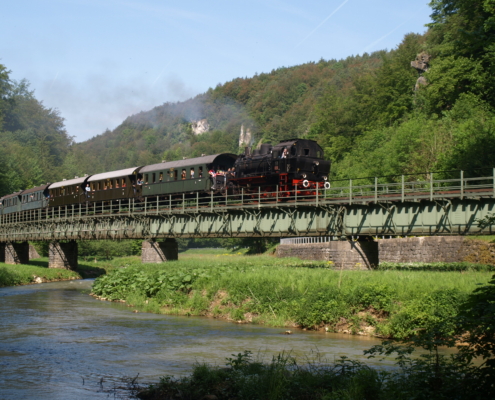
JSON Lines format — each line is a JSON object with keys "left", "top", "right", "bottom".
{"left": 1, "top": 171, "right": 495, "bottom": 226}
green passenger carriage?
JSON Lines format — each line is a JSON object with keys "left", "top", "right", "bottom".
{"left": 139, "top": 154, "right": 237, "bottom": 198}
{"left": 86, "top": 167, "right": 142, "bottom": 202}
{"left": 1, "top": 191, "right": 23, "bottom": 214}
{"left": 21, "top": 184, "right": 50, "bottom": 211}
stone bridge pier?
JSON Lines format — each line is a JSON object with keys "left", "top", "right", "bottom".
{"left": 141, "top": 239, "right": 178, "bottom": 263}
{"left": 4, "top": 242, "right": 30, "bottom": 265}
{"left": 49, "top": 241, "right": 78, "bottom": 270}
{"left": 277, "top": 239, "right": 378, "bottom": 269}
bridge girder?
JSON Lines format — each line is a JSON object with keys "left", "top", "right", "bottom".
{"left": 0, "top": 198, "right": 493, "bottom": 242}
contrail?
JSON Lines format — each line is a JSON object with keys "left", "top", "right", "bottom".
{"left": 152, "top": 61, "right": 172, "bottom": 87}
{"left": 48, "top": 71, "right": 59, "bottom": 90}
{"left": 362, "top": 5, "right": 427, "bottom": 53}
{"left": 295, "top": 0, "right": 350, "bottom": 49}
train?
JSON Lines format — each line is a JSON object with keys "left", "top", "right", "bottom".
{"left": 0, "top": 139, "right": 331, "bottom": 216}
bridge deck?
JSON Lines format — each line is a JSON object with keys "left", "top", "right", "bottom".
{"left": 1, "top": 172, "right": 494, "bottom": 241}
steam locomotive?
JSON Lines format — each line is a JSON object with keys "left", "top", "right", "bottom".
{"left": 0, "top": 139, "right": 330, "bottom": 216}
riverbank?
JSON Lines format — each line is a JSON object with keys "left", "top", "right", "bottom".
{"left": 90, "top": 252, "right": 493, "bottom": 339}
{"left": 136, "top": 347, "right": 485, "bottom": 400}
{"left": 0, "top": 258, "right": 109, "bottom": 287}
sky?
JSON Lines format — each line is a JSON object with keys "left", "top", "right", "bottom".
{"left": 1, "top": 0, "right": 432, "bottom": 143}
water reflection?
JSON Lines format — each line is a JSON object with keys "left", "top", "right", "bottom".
{"left": 0, "top": 280, "right": 407, "bottom": 399}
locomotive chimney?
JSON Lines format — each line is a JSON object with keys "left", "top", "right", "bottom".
{"left": 244, "top": 146, "right": 251, "bottom": 156}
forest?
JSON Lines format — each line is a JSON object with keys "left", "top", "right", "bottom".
{"left": 1, "top": 0, "right": 495, "bottom": 195}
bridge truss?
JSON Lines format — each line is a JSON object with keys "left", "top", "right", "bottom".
{"left": 1, "top": 171, "right": 494, "bottom": 241}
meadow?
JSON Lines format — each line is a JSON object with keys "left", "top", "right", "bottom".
{"left": 91, "top": 252, "right": 493, "bottom": 339}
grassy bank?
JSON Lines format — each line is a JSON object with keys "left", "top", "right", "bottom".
{"left": 136, "top": 348, "right": 485, "bottom": 400}
{"left": 0, "top": 257, "right": 110, "bottom": 287}
{"left": 91, "top": 253, "right": 492, "bottom": 339}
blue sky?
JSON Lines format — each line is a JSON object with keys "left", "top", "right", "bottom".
{"left": 2, "top": 0, "right": 432, "bottom": 142}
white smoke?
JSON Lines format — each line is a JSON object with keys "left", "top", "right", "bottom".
{"left": 37, "top": 71, "right": 198, "bottom": 142}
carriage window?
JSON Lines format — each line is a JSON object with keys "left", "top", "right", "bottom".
{"left": 108, "top": 180, "right": 113, "bottom": 189}
{"left": 316, "top": 150, "right": 321, "bottom": 158}
{"left": 159, "top": 172, "right": 163, "bottom": 181}
{"left": 304, "top": 148, "right": 310, "bottom": 156}
{"left": 291, "top": 146, "right": 297, "bottom": 156}
{"left": 199, "top": 167, "right": 203, "bottom": 178}
{"left": 122, "top": 178, "right": 126, "bottom": 187}
{"left": 273, "top": 150, "right": 279, "bottom": 158}
{"left": 152, "top": 173, "right": 156, "bottom": 183}
{"left": 174, "top": 170, "right": 178, "bottom": 181}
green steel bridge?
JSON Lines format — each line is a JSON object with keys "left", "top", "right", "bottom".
{"left": 1, "top": 170, "right": 495, "bottom": 242}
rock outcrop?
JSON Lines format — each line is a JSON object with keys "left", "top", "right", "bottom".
{"left": 239, "top": 124, "right": 253, "bottom": 147}
{"left": 191, "top": 119, "right": 209, "bottom": 135}
{"left": 411, "top": 52, "right": 431, "bottom": 91}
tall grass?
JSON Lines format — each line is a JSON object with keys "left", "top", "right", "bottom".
{"left": 91, "top": 254, "right": 493, "bottom": 339}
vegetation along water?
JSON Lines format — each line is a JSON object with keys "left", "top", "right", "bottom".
{"left": 87, "top": 250, "right": 495, "bottom": 400}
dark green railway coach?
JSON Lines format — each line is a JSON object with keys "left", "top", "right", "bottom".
{"left": 1, "top": 191, "right": 23, "bottom": 214}
{"left": 140, "top": 154, "right": 237, "bottom": 197}
{"left": 21, "top": 184, "right": 50, "bottom": 211}
{"left": 86, "top": 167, "right": 142, "bottom": 202}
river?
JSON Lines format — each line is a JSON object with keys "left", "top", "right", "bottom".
{"left": 0, "top": 279, "right": 404, "bottom": 399}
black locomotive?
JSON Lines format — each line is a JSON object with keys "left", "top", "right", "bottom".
{"left": 231, "top": 138, "right": 331, "bottom": 196}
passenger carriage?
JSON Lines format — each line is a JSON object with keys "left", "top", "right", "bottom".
{"left": 86, "top": 167, "right": 142, "bottom": 202}
{"left": 49, "top": 177, "right": 89, "bottom": 207}
{"left": 21, "top": 184, "right": 50, "bottom": 212}
{"left": 1, "top": 191, "right": 23, "bottom": 215}
{"left": 139, "top": 154, "right": 237, "bottom": 198}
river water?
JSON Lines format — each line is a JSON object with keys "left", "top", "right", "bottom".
{"left": 1, "top": 280, "right": 401, "bottom": 399}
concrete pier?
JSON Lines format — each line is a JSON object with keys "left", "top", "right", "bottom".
{"left": 49, "top": 241, "right": 78, "bottom": 270}
{"left": 141, "top": 239, "right": 178, "bottom": 263}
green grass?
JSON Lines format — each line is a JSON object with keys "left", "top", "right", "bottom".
{"left": 137, "top": 348, "right": 485, "bottom": 400}
{"left": 180, "top": 248, "right": 244, "bottom": 255}
{"left": 465, "top": 235, "right": 495, "bottom": 243}
{"left": 91, "top": 253, "right": 493, "bottom": 339}
{"left": 0, "top": 257, "right": 112, "bottom": 287}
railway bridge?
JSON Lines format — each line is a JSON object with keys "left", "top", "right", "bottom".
{"left": 1, "top": 171, "right": 495, "bottom": 269}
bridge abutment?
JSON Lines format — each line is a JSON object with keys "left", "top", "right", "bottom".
{"left": 278, "top": 236, "right": 495, "bottom": 266}
{"left": 5, "top": 242, "right": 30, "bottom": 265}
{"left": 49, "top": 241, "right": 78, "bottom": 270}
{"left": 276, "top": 240, "right": 378, "bottom": 269}
{"left": 141, "top": 239, "right": 178, "bottom": 263}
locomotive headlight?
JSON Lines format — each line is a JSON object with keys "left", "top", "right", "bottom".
{"left": 314, "top": 161, "right": 319, "bottom": 166}
{"left": 323, "top": 176, "right": 328, "bottom": 181}
{"left": 302, "top": 174, "right": 307, "bottom": 179}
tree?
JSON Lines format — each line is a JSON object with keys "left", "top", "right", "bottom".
{"left": 456, "top": 274, "right": 495, "bottom": 396}
{"left": 0, "top": 63, "right": 12, "bottom": 131}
